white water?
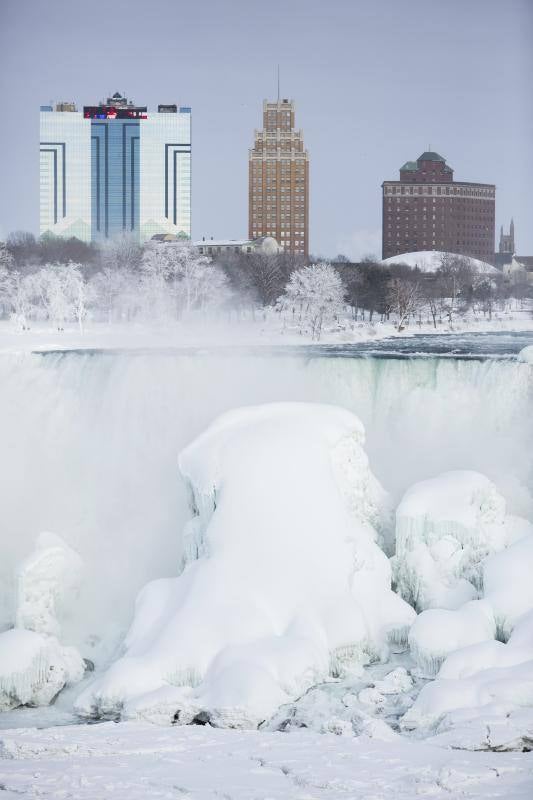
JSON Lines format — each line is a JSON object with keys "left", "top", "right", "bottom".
{"left": 0, "top": 351, "right": 531, "bottom": 667}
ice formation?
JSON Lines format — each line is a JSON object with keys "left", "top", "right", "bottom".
{"left": 0, "top": 533, "right": 85, "bottom": 711}
{"left": 408, "top": 600, "right": 496, "bottom": 678}
{"left": 518, "top": 345, "right": 533, "bottom": 364}
{"left": 76, "top": 403, "right": 415, "bottom": 726}
{"left": 403, "top": 610, "right": 533, "bottom": 747}
{"left": 392, "top": 471, "right": 523, "bottom": 612}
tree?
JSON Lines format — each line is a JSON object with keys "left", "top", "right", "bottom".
{"left": 278, "top": 263, "right": 345, "bottom": 341}
{"left": 387, "top": 273, "right": 423, "bottom": 331}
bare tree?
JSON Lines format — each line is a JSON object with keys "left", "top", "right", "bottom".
{"left": 387, "top": 273, "right": 423, "bottom": 331}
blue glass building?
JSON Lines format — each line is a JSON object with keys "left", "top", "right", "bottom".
{"left": 40, "top": 93, "right": 191, "bottom": 243}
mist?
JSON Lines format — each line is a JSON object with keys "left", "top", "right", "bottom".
{"left": 0, "top": 350, "right": 531, "bottom": 665}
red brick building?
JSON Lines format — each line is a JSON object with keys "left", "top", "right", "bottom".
{"left": 249, "top": 99, "right": 309, "bottom": 258}
{"left": 382, "top": 152, "right": 495, "bottom": 263}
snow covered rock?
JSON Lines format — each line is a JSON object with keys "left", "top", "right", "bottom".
{"left": 0, "top": 629, "right": 84, "bottom": 711}
{"left": 0, "top": 533, "right": 85, "bottom": 712}
{"left": 518, "top": 345, "right": 533, "bottom": 364}
{"left": 408, "top": 600, "right": 496, "bottom": 678}
{"left": 76, "top": 403, "right": 415, "bottom": 726}
{"left": 392, "top": 471, "right": 520, "bottom": 612}
{"left": 484, "top": 530, "right": 533, "bottom": 640}
{"left": 402, "top": 611, "right": 533, "bottom": 745}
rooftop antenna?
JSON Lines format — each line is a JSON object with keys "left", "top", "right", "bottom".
{"left": 277, "top": 64, "right": 280, "bottom": 103}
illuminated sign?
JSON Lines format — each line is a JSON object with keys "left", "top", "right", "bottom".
{"left": 83, "top": 106, "right": 148, "bottom": 120}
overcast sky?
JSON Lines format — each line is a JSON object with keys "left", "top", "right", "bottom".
{"left": 0, "top": 0, "right": 532, "bottom": 259}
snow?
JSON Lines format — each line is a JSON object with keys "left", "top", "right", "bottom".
{"left": 0, "top": 720, "right": 532, "bottom": 799}
{"left": 408, "top": 600, "right": 496, "bottom": 678}
{"left": 484, "top": 533, "right": 533, "bottom": 638}
{"left": 392, "top": 471, "right": 521, "bottom": 612}
{"left": 0, "top": 534, "right": 85, "bottom": 711}
{"left": 16, "top": 531, "right": 83, "bottom": 637}
{"left": 403, "top": 612, "right": 533, "bottom": 744}
{"left": 518, "top": 345, "right": 533, "bottom": 363}
{"left": 75, "top": 403, "right": 414, "bottom": 725}
{"left": 382, "top": 250, "right": 498, "bottom": 274}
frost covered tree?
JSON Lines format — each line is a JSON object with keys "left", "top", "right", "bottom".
{"left": 386, "top": 273, "right": 423, "bottom": 331}
{"left": 140, "top": 244, "right": 229, "bottom": 319}
{"left": 278, "top": 263, "right": 345, "bottom": 340}
{"left": 0, "top": 270, "right": 36, "bottom": 329}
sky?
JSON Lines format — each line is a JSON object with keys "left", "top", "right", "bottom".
{"left": 0, "top": 0, "right": 532, "bottom": 259}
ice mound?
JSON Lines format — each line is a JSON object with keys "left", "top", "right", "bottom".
{"left": 403, "top": 611, "right": 533, "bottom": 748}
{"left": 0, "top": 533, "right": 85, "bottom": 711}
{"left": 408, "top": 600, "right": 496, "bottom": 678}
{"left": 392, "top": 471, "right": 522, "bottom": 612}
{"left": 76, "top": 403, "right": 415, "bottom": 727}
{"left": 518, "top": 345, "right": 533, "bottom": 364}
{"left": 484, "top": 531, "right": 533, "bottom": 639}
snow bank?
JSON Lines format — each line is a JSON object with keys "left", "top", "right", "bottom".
{"left": 0, "top": 533, "right": 85, "bottom": 711}
{"left": 76, "top": 403, "right": 415, "bottom": 726}
{"left": 392, "top": 471, "right": 521, "bottom": 612}
{"left": 408, "top": 600, "right": 496, "bottom": 678}
{"left": 483, "top": 532, "right": 533, "bottom": 639}
{"left": 403, "top": 611, "right": 533, "bottom": 745}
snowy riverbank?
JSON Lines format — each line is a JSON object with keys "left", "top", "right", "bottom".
{"left": 0, "top": 307, "right": 532, "bottom": 354}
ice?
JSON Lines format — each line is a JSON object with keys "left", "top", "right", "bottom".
{"left": 483, "top": 531, "right": 533, "bottom": 639}
{"left": 392, "top": 471, "right": 522, "bottom": 612}
{"left": 0, "top": 534, "right": 85, "bottom": 711}
{"left": 408, "top": 600, "right": 496, "bottom": 678}
{"left": 403, "top": 611, "right": 533, "bottom": 745}
{"left": 1, "top": 719, "right": 532, "bottom": 799}
{"left": 75, "top": 403, "right": 415, "bottom": 726}
{"left": 518, "top": 345, "right": 533, "bottom": 364}
{"left": 16, "top": 531, "right": 82, "bottom": 637}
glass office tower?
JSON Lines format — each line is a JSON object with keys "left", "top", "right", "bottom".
{"left": 40, "top": 94, "right": 191, "bottom": 243}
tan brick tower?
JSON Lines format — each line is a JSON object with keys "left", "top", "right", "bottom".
{"left": 249, "top": 99, "right": 309, "bottom": 259}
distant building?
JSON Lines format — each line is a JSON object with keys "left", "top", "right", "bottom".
{"left": 494, "top": 219, "right": 515, "bottom": 268}
{"left": 503, "top": 255, "right": 533, "bottom": 285}
{"left": 40, "top": 93, "right": 191, "bottom": 243}
{"left": 382, "top": 152, "right": 495, "bottom": 264}
{"left": 249, "top": 99, "right": 309, "bottom": 258}
{"left": 150, "top": 234, "right": 282, "bottom": 257}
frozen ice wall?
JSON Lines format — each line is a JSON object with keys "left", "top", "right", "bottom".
{"left": 0, "top": 351, "right": 531, "bottom": 664}
{"left": 75, "top": 403, "right": 414, "bottom": 726}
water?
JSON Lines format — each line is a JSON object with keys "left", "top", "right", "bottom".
{"left": 0, "top": 331, "right": 532, "bottom": 728}
{"left": 34, "top": 331, "right": 533, "bottom": 360}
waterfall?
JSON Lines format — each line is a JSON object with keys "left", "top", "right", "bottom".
{"left": 0, "top": 351, "right": 531, "bottom": 662}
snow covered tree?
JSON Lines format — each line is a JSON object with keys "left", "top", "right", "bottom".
{"left": 386, "top": 273, "right": 423, "bottom": 331}
{"left": 278, "top": 263, "right": 345, "bottom": 340}
{"left": 140, "top": 244, "right": 229, "bottom": 319}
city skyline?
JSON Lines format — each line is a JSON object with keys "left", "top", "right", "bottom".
{"left": 1, "top": 0, "right": 532, "bottom": 259}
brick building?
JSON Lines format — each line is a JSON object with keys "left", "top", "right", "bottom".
{"left": 382, "top": 152, "right": 495, "bottom": 263}
{"left": 249, "top": 99, "right": 309, "bottom": 258}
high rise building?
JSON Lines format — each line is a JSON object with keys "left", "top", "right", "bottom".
{"left": 382, "top": 152, "right": 495, "bottom": 264}
{"left": 40, "top": 93, "right": 191, "bottom": 243}
{"left": 249, "top": 99, "right": 309, "bottom": 258}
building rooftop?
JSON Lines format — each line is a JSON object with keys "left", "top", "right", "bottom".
{"left": 417, "top": 151, "right": 446, "bottom": 162}
{"left": 400, "top": 161, "right": 418, "bottom": 172}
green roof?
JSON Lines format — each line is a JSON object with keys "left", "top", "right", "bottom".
{"left": 400, "top": 161, "right": 418, "bottom": 171}
{"left": 417, "top": 151, "right": 446, "bottom": 162}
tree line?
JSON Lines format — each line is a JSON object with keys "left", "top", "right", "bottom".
{"left": 0, "top": 231, "right": 530, "bottom": 340}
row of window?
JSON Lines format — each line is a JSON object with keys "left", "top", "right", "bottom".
{"left": 385, "top": 185, "right": 494, "bottom": 198}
